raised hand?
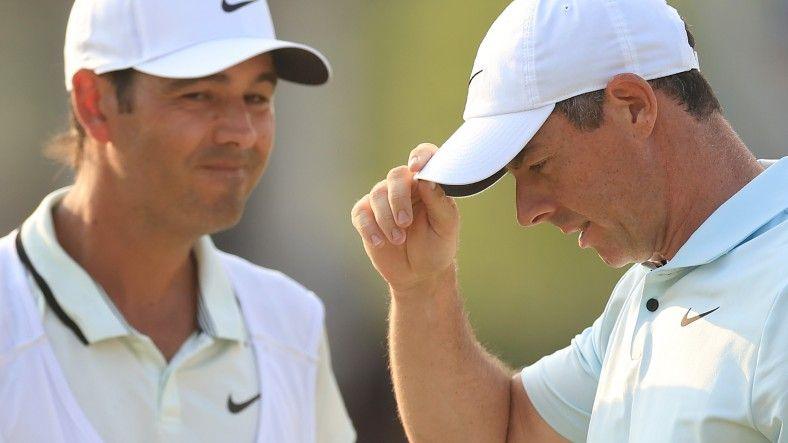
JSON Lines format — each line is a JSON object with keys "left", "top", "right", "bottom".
{"left": 351, "top": 143, "right": 459, "bottom": 294}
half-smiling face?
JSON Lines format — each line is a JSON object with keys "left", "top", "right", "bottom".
{"left": 102, "top": 54, "right": 277, "bottom": 236}
{"left": 506, "top": 81, "right": 667, "bottom": 268}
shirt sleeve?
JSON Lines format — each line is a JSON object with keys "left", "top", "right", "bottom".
{"left": 315, "top": 330, "right": 356, "bottom": 443}
{"left": 751, "top": 285, "right": 787, "bottom": 442}
{"left": 520, "top": 265, "right": 643, "bottom": 442}
{"left": 520, "top": 321, "right": 604, "bottom": 442}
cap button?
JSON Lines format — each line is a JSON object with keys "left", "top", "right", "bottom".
{"left": 646, "top": 298, "right": 659, "bottom": 312}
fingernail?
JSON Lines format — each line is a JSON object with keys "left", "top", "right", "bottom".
{"left": 392, "top": 228, "right": 404, "bottom": 243}
{"left": 371, "top": 234, "right": 383, "bottom": 246}
{"left": 408, "top": 156, "right": 419, "bottom": 169}
{"left": 397, "top": 210, "right": 410, "bottom": 225}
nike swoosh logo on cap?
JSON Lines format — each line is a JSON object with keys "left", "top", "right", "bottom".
{"left": 227, "top": 393, "right": 261, "bottom": 414}
{"left": 680, "top": 306, "right": 719, "bottom": 327}
{"left": 468, "top": 69, "right": 484, "bottom": 86}
{"left": 222, "top": 0, "right": 259, "bottom": 13}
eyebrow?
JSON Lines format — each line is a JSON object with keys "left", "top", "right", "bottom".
{"left": 165, "top": 71, "right": 277, "bottom": 91}
{"left": 508, "top": 141, "right": 541, "bottom": 167}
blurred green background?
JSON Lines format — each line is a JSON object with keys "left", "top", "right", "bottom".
{"left": 1, "top": 1, "right": 785, "bottom": 441}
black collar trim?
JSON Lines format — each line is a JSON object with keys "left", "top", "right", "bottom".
{"left": 15, "top": 229, "right": 89, "bottom": 345}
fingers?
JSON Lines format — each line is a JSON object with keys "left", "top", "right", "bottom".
{"left": 351, "top": 196, "right": 384, "bottom": 248}
{"left": 370, "top": 180, "right": 406, "bottom": 245}
{"left": 387, "top": 166, "right": 414, "bottom": 229}
{"left": 351, "top": 142, "right": 447, "bottom": 249}
{"left": 408, "top": 143, "right": 439, "bottom": 173}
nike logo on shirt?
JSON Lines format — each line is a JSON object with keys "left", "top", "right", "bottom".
{"left": 680, "top": 306, "right": 720, "bottom": 327}
{"left": 227, "top": 393, "right": 261, "bottom": 413}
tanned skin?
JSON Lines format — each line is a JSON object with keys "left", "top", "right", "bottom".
{"left": 351, "top": 73, "right": 763, "bottom": 442}
{"left": 60, "top": 54, "right": 277, "bottom": 360}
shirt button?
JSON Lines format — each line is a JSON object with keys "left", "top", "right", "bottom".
{"left": 646, "top": 298, "right": 659, "bottom": 312}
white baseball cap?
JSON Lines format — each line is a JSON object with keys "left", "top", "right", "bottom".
{"left": 64, "top": 0, "right": 331, "bottom": 91}
{"left": 416, "top": 0, "right": 700, "bottom": 197}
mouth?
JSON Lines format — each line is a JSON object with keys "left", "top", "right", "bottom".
{"left": 558, "top": 220, "right": 589, "bottom": 235}
{"left": 200, "top": 161, "right": 247, "bottom": 170}
{"left": 577, "top": 221, "right": 592, "bottom": 249}
{"left": 198, "top": 164, "right": 248, "bottom": 181}
{"left": 559, "top": 224, "right": 580, "bottom": 235}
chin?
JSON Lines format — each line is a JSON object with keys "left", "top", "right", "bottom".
{"left": 180, "top": 192, "right": 248, "bottom": 235}
{"left": 206, "top": 199, "right": 248, "bottom": 232}
{"left": 208, "top": 210, "right": 245, "bottom": 234}
{"left": 595, "top": 247, "right": 635, "bottom": 269}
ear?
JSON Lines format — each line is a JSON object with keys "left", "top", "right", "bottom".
{"left": 70, "top": 69, "right": 113, "bottom": 144}
{"left": 604, "top": 73, "right": 658, "bottom": 139}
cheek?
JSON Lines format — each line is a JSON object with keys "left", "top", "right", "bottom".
{"left": 156, "top": 119, "right": 206, "bottom": 163}
{"left": 254, "top": 115, "right": 276, "bottom": 162}
{"left": 126, "top": 110, "right": 210, "bottom": 178}
{"left": 551, "top": 154, "right": 629, "bottom": 222}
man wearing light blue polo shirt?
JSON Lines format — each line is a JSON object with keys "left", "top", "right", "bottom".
{"left": 351, "top": 0, "right": 786, "bottom": 441}
{"left": 0, "top": 0, "right": 354, "bottom": 441}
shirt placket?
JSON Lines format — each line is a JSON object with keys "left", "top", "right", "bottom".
{"left": 127, "top": 332, "right": 215, "bottom": 434}
{"left": 630, "top": 269, "right": 682, "bottom": 360}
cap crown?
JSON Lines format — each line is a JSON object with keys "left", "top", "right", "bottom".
{"left": 64, "top": 0, "right": 277, "bottom": 89}
{"left": 464, "top": 0, "right": 699, "bottom": 120}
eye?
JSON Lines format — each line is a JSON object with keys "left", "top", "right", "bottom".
{"left": 244, "top": 94, "right": 269, "bottom": 105}
{"left": 182, "top": 91, "right": 212, "bottom": 101}
{"left": 529, "top": 158, "right": 549, "bottom": 172}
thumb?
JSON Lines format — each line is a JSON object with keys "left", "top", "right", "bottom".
{"left": 416, "top": 179, "right": 457, "bottom": 234}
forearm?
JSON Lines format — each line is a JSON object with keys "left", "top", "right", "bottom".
{"left": 388, "top": 265, "right": 512, "bottom": 442}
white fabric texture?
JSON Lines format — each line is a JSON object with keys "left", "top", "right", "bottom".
{"left": 64, "top": 0, "right": 330, "bottom": 88}
{"left": 0, "top": 189, "right": 356, "bottom": 442}
{"left": 521, "top": 157, "right": 788, "bottom": 442}
{"left": 417, "top": 0, "right": 700, "bottom": 196}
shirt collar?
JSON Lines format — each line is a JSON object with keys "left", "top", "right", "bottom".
{"left": 657, "top": 157, "right": 788, "bottom": 272}
{"left": 193, "top": 236, "right": 246, "bottom": 342}
{"left": 21, "top": 187, "right": 245, "bottom": 344}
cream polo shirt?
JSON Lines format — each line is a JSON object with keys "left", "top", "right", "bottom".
{"left": 18, "top": 188, "right": 356, "bottom": 443}
{"left": 522, "top": 158, "right": 787, "bottom": 442}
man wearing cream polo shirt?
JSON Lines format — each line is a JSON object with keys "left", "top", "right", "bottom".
{"left": 14, "top": 190, "right": 353, "bottom": 442}
{"left": 0, "top": 0, "right": 354, "bottom": 441}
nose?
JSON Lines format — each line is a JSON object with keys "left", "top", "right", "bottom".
{"left": 214, "top": 98, "right": 258, "bottom": 149}
{"left": 515, "top": 183, "right": 557, "bottom": 227}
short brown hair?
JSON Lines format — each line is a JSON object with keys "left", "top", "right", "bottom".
{"left": 46, "top": 69, "right": 136, "bottom": 170}
{"left": 553, "top": 25, "right": 721, "bottom": 131}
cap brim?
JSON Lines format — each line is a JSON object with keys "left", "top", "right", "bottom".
{"left": 132, "top": 38, "right": 331, "bottom": 85}
{"left": 415, "top": 104, "right": 555, "bottom": 197}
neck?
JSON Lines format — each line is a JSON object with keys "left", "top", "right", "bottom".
{"left": 54, "top": 166, "right": 199, "bottom": 318}
{"left": 654, "top": 114, "right": 764, "bottom": 262}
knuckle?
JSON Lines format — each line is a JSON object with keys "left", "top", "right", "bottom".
{"left": 370, "top": 182, "right": 388, "bottom": 200}
{"left": 414, "top": 142, "right": 436, "bottom": 152}
{"left": 355, "top": 211, "right": 375, "bottom": 233}
{"left": 387, "top": 165, "right": 409, "bottom": 180}
{"left": 350, "top": 196, "right": 369, "bottom": 220}
{"left": 414, "top": 142, "right": 438, "bottom": 155}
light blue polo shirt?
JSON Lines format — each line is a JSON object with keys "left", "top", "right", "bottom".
{"left": 521, "top": 158, "right": 787, "bottom": 442}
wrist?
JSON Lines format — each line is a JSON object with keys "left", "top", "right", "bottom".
{"left": 389, "top": 264, "right": 457, "bottom": 302}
